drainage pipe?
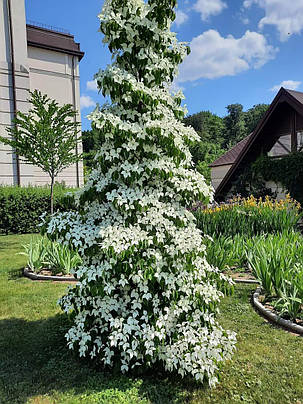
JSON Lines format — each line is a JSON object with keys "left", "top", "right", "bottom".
{"left": 71, "top": 55, "right": 80, "bottom": 188}
{"left": 7, "top": 0, "right": 21, "bottom": 186}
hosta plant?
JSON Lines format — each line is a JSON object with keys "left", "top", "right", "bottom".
{"left": 44, "top": 0, "right": 236, "bottom": 386}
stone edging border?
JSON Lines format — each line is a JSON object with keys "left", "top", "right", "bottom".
{"left": 23, "top": 267, "right": 77, "bottom": 282}
{"left": 252, "top": 286, "right": 303, "bottom": 336}
{"left": 234, "top": 278, "right": 260, "bottom": 284}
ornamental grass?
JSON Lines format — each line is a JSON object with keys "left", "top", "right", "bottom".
{"left": 247, "top": 231, "right": 303, "bottom": 321}
{"left": 195, "top": 194, "right": 302, "bottom": 237}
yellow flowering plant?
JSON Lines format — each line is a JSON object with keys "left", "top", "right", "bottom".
{"left": 195, "top": 194, "right": 302, "bottom": 237}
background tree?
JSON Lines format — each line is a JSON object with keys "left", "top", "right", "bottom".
{"left": 82, "top": 129, "right": 99, "bottom": 171}
{"left": 0, "top": 90, "right": 81, "bottom": 214}
{"left": 190, "top": 141, "right": 225, "bottom": 182}
{"left": 244, "top": 104, "right": 269, "bottom": 134}
{"left": 223, "top": 104, "right": 246, "bottom": 148}
{"left": 182, "top": 103, "right": 270, "bottom": 177}
{"left": 184, "top": 110, "right": 225, "bottom": 144}
{"left": 45, "top": 0, "right": 236, "bottom": 386}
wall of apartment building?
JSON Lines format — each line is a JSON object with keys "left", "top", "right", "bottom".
{"left": 27, "top": 46, "right": 84, "bottom": 187}
{"left": 0, "top": 0, "right": 84, "bottom": 187}
{"left": 0, "top": 0, "right": 30, "bottom": 185}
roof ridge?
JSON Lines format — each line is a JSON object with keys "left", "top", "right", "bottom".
{"left": 284, "top": 88, "right": 303, "bottom": 93}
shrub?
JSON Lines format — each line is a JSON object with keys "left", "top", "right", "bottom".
{"left": 45, "top": 0, "right": 236, "bottom": 387}
{"left": 0, "top": 185, "right": 77, "bottom": 235}
{"left": 21, "top": 237, "right": 82, "bottom": 275}
{"left": 195, "top": 194, "right": 302, "bottom": 237}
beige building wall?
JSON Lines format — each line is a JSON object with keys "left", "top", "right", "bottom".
{"left": 211, "top": 164, "right": 232, "bottom": 191}
{"left": 0, "top": 0, "right": 84, "bottom": 187}
{"left": 0, "top": 0, "right": 30, "bottom": 185}
{"left": 27, "top": 47, "right": 84, "bottom": 187}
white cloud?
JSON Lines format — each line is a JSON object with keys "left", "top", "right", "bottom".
{"left": 193, "top": 0, "right": 227, "bottom": 21}
{"left": 244, "top": 0, "right": 303, "bottom": 41}
{"left": 80, "top": 95, "right": 96, "bottom": 109}
{"left": 241, "top": 17, "right": 250, "bottom": 25}
{"left": 86, "top": 80, "right": 98, "bottom": 92}
{"left": 270, "top": 80, "right": 301, "bottom": 92}
{"left": 174, "top": 10, "right": 189, "bottom": 27}
{"left": 178, "top": 29, "right": 277, "bottom": 82}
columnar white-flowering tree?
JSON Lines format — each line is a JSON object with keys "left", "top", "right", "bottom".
{"left": 45, "top": 0, "right": 236, "bottom": 386}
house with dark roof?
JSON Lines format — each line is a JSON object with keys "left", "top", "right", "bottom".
{"left": 0, "top": 0, "right": 84, "bottom": 187}
{"left": 210, "top": 88, "right": 303, "bottom": 200}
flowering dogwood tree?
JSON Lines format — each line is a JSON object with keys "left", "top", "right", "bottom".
{"left": 46, "top": 0, "right": 236, "bottom": 386}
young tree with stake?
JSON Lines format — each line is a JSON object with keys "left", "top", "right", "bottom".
{"left": 45, "top": 0, "right": 236, "bottom": 386}
{"left": 0, "top": 90, "right": 81, "bottom": 214}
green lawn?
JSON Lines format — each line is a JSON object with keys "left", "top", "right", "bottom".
{"left": 0, "top": 234, "right": 303, "bottom": 404}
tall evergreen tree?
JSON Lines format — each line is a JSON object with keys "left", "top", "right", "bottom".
{"left": 45, "top": 0, "right": 236, "bottom": 386}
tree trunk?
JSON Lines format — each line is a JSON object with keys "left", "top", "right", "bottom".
{"left": 50, "top": 177, "right": 55, "bottom": 215}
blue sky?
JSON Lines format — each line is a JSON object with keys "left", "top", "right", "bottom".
{"left": 25, "top": 0, "right": 303, "bottom": 130}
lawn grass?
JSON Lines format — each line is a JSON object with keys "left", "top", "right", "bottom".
{"left": 0, "top": 234, "right": 303, "bottom": 404}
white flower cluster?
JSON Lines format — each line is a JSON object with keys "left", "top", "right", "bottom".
{"left": 47, "top": 0, "right": 236, "bottom": 387}
{"left": 99, "top": 0, "right": 188, "bottom": 86}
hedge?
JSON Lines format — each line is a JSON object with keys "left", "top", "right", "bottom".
{"left": 0, "top": 185, "right": 77, "bottom": 235}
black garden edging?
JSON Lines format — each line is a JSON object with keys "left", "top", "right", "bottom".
{"left": 23, "top": 267, "right": 77, "bottom": 282}
{"left": 234, "top": 279, "right": 303, "bottom": 335}
{"left": 252, "top": 287, "right": 303, "bottom": 336}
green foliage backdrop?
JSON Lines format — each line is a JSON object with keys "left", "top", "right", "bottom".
{"left": 0, "top": 185, "right": 76, "bottom": 234}
{"left": 234, "top": 153, "right": 303, "bottom": 203}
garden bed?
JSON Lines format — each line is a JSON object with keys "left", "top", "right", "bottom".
{"left": 196, "top": 196, "right": 303, "bottom": 325}
{"left": 253, "top": 287, "right": 303, "bottom": 335}
{"left": 20, "top": 235, "right": 81, "bottom": 280}
{"left": 23, "top": 267, "right": 77, "bottom": 282}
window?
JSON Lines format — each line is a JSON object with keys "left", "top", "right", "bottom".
{"left": 268, "top": 134, "right": 291, "bottom": 157}
{"left": 297, "top": 131, "right": 303, "bottom": 151}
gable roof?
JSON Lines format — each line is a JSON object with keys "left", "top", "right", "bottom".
{"left": 215, "top": 87, "right": 303, "bottom": 199}
{"left": 210, "top": 133, "right": 253, "bottom": 167}
{"left": 286, "top": 89, "right": 303, "bottom": 104}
